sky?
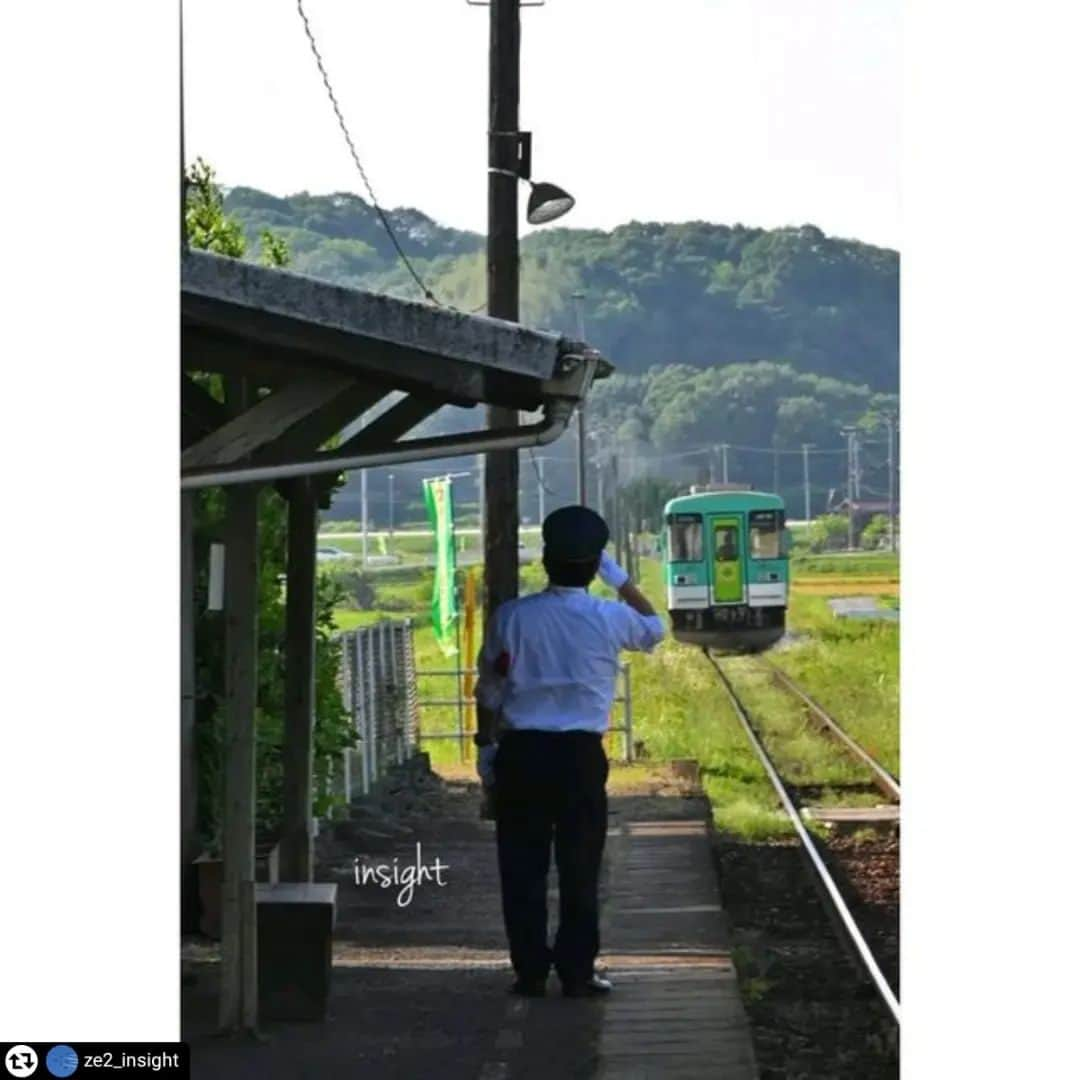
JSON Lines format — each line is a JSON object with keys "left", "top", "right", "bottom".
{"left": 184, "top": 0, "right": 900, "bottom": 249}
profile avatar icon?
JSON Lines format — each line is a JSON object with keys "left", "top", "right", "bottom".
{"left": 45, "top": 1046, "right": 78, "bottom": 1078}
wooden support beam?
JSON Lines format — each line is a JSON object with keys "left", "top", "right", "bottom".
{"left": 218, "top": 479, "right": 260, "bottom": 1032}
{"left": 216, "top": 373, "right": 261, "bottom": 1033}
{"left": 310, "top": 394, "right": 443, "bottom": 502}
{"left": 184, "top": 374, "right": 365, "bottom": 471}
{"left": 252, "top": 383, "right": 386, "bottom": 464}
{"left": 180, "top": 492, "right": 199, "bottom": 929}
{"left": 181, "top": 375, "right": 226, "bottom": 449}
{"left": 280, "top": 478, "right": 319, "bottom": 883}
{"left": 334, "top": 394, "right": 442, "bottom": 456}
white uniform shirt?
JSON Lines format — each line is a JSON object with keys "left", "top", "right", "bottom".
{"left": 475, "top": 586, "right": 666, "bottom": 733}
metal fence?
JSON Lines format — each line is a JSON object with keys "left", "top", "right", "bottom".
{"left": 417, "top": 662, "right": 636, "bottom": 764}
{"left": 329, "top": 619, "right": 421, "bottom": 804}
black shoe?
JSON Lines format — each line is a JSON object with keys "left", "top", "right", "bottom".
{"left": 562, "top": 974, "right": 613, "bottom": 998}
{"left": 509, "top": 977, "right": 547, "bottom": 998}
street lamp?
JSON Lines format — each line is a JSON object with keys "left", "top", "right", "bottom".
{"left": 489, "top": 131, "right": 575, "bottom": 226}
{"left": 526, "top": 181, "right": 575, "bottom": 225}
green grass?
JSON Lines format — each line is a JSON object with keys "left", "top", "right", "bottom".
{"left": 772, "top": 593, "right": 899, "bottom": 777}
{"left": 791, "top": 551, "right": 899, "bottom": 577}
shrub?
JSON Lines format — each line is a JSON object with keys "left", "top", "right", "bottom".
{"left": 860, "top": 513, "right": 892, "bottom": 550}
{"left": 806, "top": 513, "right": 850, "bottom": 552}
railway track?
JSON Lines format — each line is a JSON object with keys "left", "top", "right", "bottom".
{"left": 703, "top": 649, "right": 901, "bottom": 1026}
{"left": 761, "top": 658, "right": 901, "bottom": 804}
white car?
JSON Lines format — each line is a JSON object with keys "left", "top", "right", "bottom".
{"left": 316, "top": 547, "right": 352, "bottom": 561}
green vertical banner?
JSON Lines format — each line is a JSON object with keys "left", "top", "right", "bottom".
{"left": 423, "top": 477, "right": 459, "bottom": 656}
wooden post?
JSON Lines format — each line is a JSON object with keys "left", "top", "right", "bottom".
{"left": 463, "top": 567, "right": 477, "bottom": 755}
{"left": 180, "top": 491, "right": 199, "bottom": 931}
{"left": 484, "top": 0, "right": 521, "bottom": 627}
{"left": 281, "top": 478, "right": 318, "bottom": 883}
{"left": 219, "top": 480, "right": 260, "bottom": 1032}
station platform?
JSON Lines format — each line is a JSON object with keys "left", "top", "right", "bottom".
{"left": 182, "top": 764, "right": 757, "bottom": 1079}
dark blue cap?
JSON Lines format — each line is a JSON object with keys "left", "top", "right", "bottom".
{"left": 542, "top": 505, "right": 610, "bottom": 562}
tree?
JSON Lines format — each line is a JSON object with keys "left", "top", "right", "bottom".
{"left": 222, "top": 185, "right": 899, "bottom": 392}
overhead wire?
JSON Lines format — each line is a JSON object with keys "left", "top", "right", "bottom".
{"left": 295, "top": 0, "right": 443, "bottom": 306}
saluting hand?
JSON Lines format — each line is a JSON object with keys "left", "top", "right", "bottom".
{"left": 598, "top": 550, "right": 630, "bottom": 590}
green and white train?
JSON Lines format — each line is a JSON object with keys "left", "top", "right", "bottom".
{"left": 661, "top": 488, "right": 790, "bottom": 653}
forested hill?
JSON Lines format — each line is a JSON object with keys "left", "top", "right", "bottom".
{"left": 222, "top": 187, "right": 899, "bottom": 393}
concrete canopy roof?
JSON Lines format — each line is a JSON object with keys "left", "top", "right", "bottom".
{"left": 182, "top": 249, "right": 610, "bottom": 412}
{"left": 180, "top": 250, "right": 611, "bottom": 489}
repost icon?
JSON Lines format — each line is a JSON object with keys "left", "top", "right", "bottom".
{"left": 4, "top": 1045, "right": 38, "bottom": 1078}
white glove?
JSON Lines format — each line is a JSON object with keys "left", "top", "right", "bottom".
{"left": 598, "top": 550, "right": 629, "bottom": 590}
{"left": 477, "top": 743, "right": 499, "bottom": 788}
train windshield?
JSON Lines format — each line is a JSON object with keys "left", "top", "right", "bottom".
{"left": 749, "top": 510, "right": 783, "bottom": 559}
{"left": 668, "top": 514, "right": 703, "bottom": 561}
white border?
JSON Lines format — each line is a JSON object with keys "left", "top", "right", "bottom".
{"left": 0, "top": 1, "right": 178, "bottom": 1040}
{"left": 903, "top": 2, "right": 1079, "bottom": 1074}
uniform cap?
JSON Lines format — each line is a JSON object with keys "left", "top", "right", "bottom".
{"left": 542, "top": 505, "right": 610, "bottom": 562}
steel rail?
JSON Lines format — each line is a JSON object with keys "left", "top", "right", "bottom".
{"left": 704, "top": 650, "right": 901, "bottom": 1025}
{"left": 762, "top": 660, "right": 901, "bottom": 803}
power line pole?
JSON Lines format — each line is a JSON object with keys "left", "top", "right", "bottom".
{"left": 853, "top": 431, "right": 862, "bottom": 500}
{"left": 721, "top": 443, "right": 729, "bottom": 484}
{"left": 484, "top": 0, "right": 522, "bottom": 626}
{"left": 361, "top": 468, "right": 369, "bottom": 563}
{"left": 842, "top": 427, "right": 855, "bottom": 550}
{"left": 573, "top": 292, "right": 587, "bottom": 505}
{"left": 802, "top": 443, "right": 813, "bottom": 521}
{"left": 476, "top": 452, "right": 485, "bottom": 535}
{"left": 772, "top": 448, "right": 780, "bottom": 496}
{"left": 388, "top": 473, "right": 395, "bottom": 538}
{"left": 537, "top": 455, "right": 546, "bottom": 524}
{"left": 610, "top": 454, "right": 622, "bottom": 563}
{"left": 885, "top": 414, "right": 896, "bottom": 552}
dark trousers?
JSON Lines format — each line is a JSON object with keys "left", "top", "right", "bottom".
{"left": 494, "top": 729, "right": 609, "bottom": 987}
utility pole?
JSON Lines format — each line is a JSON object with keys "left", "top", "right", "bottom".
{"left": 476, "top": 452, "right": 485, "bottom": 535}
{"left": 573, "top": 291, "right": 587, "bottom": 505}
{"left": 709, "top": 446, "right": 716, "bottom": 484}
{"left": 597, "top": 458, "right": 606, "bottom": 517}
{"left": 610, "top": 454, "right": 622, "bottom": 564}
{"left": 721, "top": 443, "right": 729, "bottom": 485}
{"left": 772, "top": 448, "right": 780, "bottom": 496}
{"left": 885, "top": 414, "right": 896, "bottom": 552}
{"left": 801, "top": 444, "right": 813, "bottom": 522}
{"left": 361, "top": 468, "right": 369, "bottom": 563}
{"left": 388, "top": 473, "right": 395, "bottom": 538}
{"left": 537, "top": 455, "right": 546, "bottom": 524}
{"left": 853, "top": 431, "right": 862, "bottom": 500}
{"left": 484, "top": 0, "right": 521, "bottom": 626}
{"left": 842, "top": 427, "right": 856, "bottom": 550}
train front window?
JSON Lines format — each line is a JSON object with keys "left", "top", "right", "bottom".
{"left": 749, "top": 510, "right": 782, "bottom": 559}
{"left": 668, "top": 515, "right": 703, "bottom": 561}
{"left": 714, "top": 524, "right": 739, "bottom": 562}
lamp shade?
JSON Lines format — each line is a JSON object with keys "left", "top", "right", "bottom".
{"left": 526, "top": 181, "right": 575, "bottom": 225}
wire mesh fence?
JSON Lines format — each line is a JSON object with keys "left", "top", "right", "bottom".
{"left": 329, "top": 619, "right": 421, "bottom": 805}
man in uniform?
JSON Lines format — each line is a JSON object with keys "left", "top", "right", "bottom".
{"left": 474, "top": 506, "right": 665, "bottom": 997}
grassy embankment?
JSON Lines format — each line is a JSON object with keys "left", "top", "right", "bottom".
{"left": 328, "top": 542, "right": 898, "bottom": 839}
